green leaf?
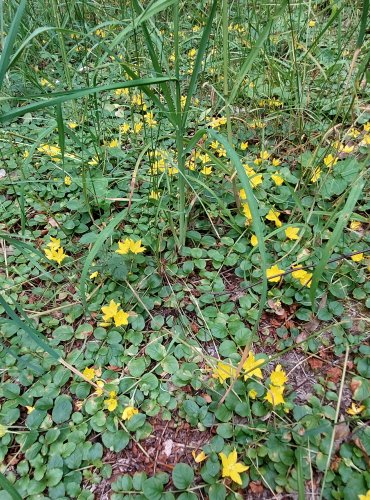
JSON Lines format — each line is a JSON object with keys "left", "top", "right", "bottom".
{"left": 208, "top": 484, "right": 226, "bottom": 500}
{"left": 52, "top": 395, "right": 72, "bottom": 424}
{"left": 142, "top": 477, "right": 164, "bottom": 500}
{"left": 102, "top": 430, "right": 130, "bottom": 452}
{"left": 45, "top": 468, "right": 63, "bottom": 487}
{"left": 172, "top": 463, "right": 194, "bottom": 489}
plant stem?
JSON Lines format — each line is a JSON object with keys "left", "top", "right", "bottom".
{"left": 174, "top": 1, "right": 186, "bottom": 248}
{"left": 221, "top": 0, "right": 239, "bottom": 206}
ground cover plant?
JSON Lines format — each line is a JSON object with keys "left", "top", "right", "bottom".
{"left": 0, "top": 0, "right": 369, "bottom": 498}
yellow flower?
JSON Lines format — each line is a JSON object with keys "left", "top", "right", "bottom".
{"left": 40, "top": 78, "right": 53, "bottom": 87}
{"left": 240, "top": 141, "right": 248, "bottom": 150}
{"left": 324, "top": 154, "right": 338, "bottom": 169}
{"left": 68, "top": 122, "right": 78, "bottom": 129}
{"left": 167, "top": 166, "right": 179, "bottom": 175}
{"left": 248, "top": 389, "right": 257, "bottom": 399}
{"left": 285, "top": 227, "right": 300, "bottom": 240}
{"left": 364, "top": 122, "right": 370, "bottom": 132}
{"left": 192, "top": 450, "right": 207, "bottom": 463}
{"left": 131, "top": 93, "right": 146, "bottom": 109}
{"left": 94, "top": 380, "right": 105, "bottom": 396}
{"left": 219, "top": 449, "right": 249, "bottom": 485}
{"left": 265, "top": 384, "right": 285, "bottom": 406}
{"left": 351, "top": 253, "right": 364, "bottom": 262}
{"left": 134, "top": 122, "right": 143, "bottom": 134}
{"left": 120, "top": 123, "right": 130, "bottom": 134}
{"left": 114, "top": 310, "right": 129, "bottom": 327}
{"left": 200, "top": 166, "right": 213, "bottom": 175}
{"left": 44, "top": 246, "right": 67, "bottom": 265}
{"left": 239, "top": 189, "right": 247, "bottom": 200}
{"left": 259, "top": 150, "right": 269, "bottom": 160}
{"left": 361, "top": 134, "right": 370, "bottom": 146}
{"left": 242, "top": 203, "right": 252, "bottom": 223}
{"left": 298, "top": 271, "right": 312, "bottom": 288}
{"left": 270, "top": 365, "right": 288, "bottom": 387}
{"left": 95, "top": 29, "right": 106, "bottom": 38}
{"left": 342, "top": 144, "right": 354, "bottom": 154}
{"left": 0, "top": 424, "right": 7, "bottom": 437}
{"left": 210, "top": 140, "right": 219, "bottom": 149}
{"left": 149, "top": 190, "right": 160, "bottom": 200}
{"left": 108, "top": 139, "right": 119, "bottom": 148}
{"left": 266, "top": 264, "right": 284, "bottom": 283}
{"left": 26, "top": 406, "right": 35, "bottom": 414}
{"left": 250, "top": 235, "right": 258, "bottom": 247}
{"left": 243, "top": 352, "right": 264, "bottom": 380}
{"left": 23, "top": 150, "right": 29, "bottom": 159}
{"left": 188, "top": 48, "right": 196, "bottom": 59}
{"left": 271, "top": 173, "right": 284, "bottom": 186}
{"left": 272, "top": 158, "right": 281, "bottom": 167}
{"left": 266, "top": 209, "right": 282, "bottom": 227}
{"left": 144, "top": 112, "right": 157, "bottom": 127}
{"left": 291, "top": 265, "right": 305, "bottom": 279}
{"left": 83, "top": 367, "right": 96, "bottom": 381}
{"left": 308, "top": 20, "right": 316, "bottom": 27}
{"left": 311, "top": 167, "right": 321, "bottom": 182}
{"left": 213, "top": 361, "right": 236, "bottom": 384}
{"left": 64, "top": 175, "right": 72, "bottom": 186}
{"left": 122, "top": 406, "right": 139, "bottom": 420}
{"left": 104, "top": 391, "right": 118, "bottom": 412}
{"left": 249, "top": 173, "right": 263, "bottom": 188}
{"left": 129, "top": 240, "right": 146, "bottom": 254}
{"left": 115, "top": 88, "right": 129, "bottom": 96}
{"left": 38, "top": 144, "right": 61, "bottom": 157}
{"left": 90, "top": 271, "right": 99, "bottom": 279}
{"left": 347, "top": 403, "right": 365, "bottom": 416}
{"left": 116, "top": 238, "right": 145, "bottom": 255}
{"left": 88, "top": 156, "right": 98, "bottom": 166}
{"left": 216, "top": 147, "right": 227, "bottom": 157}
{"left": 101, "top": 300, "right": 120, "bottom": 321}
{"left": 47, "top": 237, "right": 61, "bottom": 251}
{"left": 358, "top": 490, "right": 370, "bottom": 500}
{"left": 347, "top": 127, "right": 360, "bottom": 138}
{"left": 350, "top": 221, "right": 362, "bottom": 231}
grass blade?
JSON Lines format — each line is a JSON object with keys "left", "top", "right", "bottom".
{"left": 0, "top": 0, "right": 26, "bottom": 89}
{"left": 228, "top": 0, "right": 288, "bottom": 104}
{"left": 79, "top": 208, "right": 130, "bottom": 309}
{"left": 0, "top": 76, "right": 174, "bottom": 124}
{"left": 181, "top": 0, "right": 217, "bottom": 124}
{"left": 0, "top": 472, "right": 22, "bottom": 500}
{"left": 310, "top": 175, "right": 365, "bottom": 306}
{"left": 0, "top": 296, "right": 60, "bottom": 360}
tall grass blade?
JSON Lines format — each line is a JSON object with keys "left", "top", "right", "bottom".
{"left": 182, "top": 0, "right": 217, "bottom": 124}
{"left": 0, "top": 77, "right": 174, "bottom": 124}
{"left": 79, "top": 208, "right": 130, "bottom": 309}
{"left": 207, "top": 130, "right": 268, "bottom": 329}
{"left": 310, "top": 175, "right": 365, "bottom": 306}
{"left": 99, "top": 0, "right": 177, "bottom": 67}
{"left": 0, "top": 296, "right": 60, "bottom": 360}
{"left": 356, "top": 0, "right": 369, "bottom": 48}
{"left": 0, "top": 0, "right": 26, "bottom": 89}
{"left": 228, "top": 0, "right": 288, "bottom": 104}
{"left": 0, "top": 472, "right": 22, "bottom": 500}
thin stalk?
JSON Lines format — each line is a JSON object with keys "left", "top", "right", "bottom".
{"left": 221, "top": 0, "right": 238, "bottom": 206}
{"left": 319, "top": 345, "right": 349, "bottom": 499}
{"left": 173, "top": 1, "right": 186, "bottom": 248}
